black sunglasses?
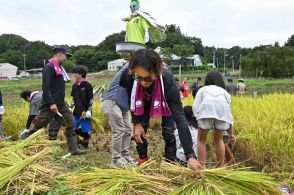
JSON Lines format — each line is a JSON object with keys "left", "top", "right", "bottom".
{"left": 133, "top": 75, "right": 154, "bottom": 83}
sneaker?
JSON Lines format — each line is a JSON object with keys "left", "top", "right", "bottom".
{"left": 124, "top": 156, "right": 138, "bottom": 166}
{"left": 19, "top": 129, "right": 30, "bottom": 140}
{"left": 112, "top": 157, "right": 129, "bottom": 168}
{"left": 138, "top": 157, "right": 149, "bottom": 165}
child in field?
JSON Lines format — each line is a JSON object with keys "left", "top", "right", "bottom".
{"left": 20, "top": 90, "right": 62, "bottom": 140}
{"left": 69, "top": 65, "right": 94, "bottom": 149}
{"left": 175, "top": 106, "right": 198, "bottom": 166}
{"left": 193, "top": 71, "right": 233, "bottom": 167}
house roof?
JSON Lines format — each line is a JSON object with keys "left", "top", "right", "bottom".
{"left": 0, "top": 63, "right": 18, "bottom": 68}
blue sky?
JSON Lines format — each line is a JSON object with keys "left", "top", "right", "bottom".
{"left": 0, "top": 0, "right": 293, "bottom": 48}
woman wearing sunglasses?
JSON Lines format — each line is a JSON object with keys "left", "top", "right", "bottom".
{"left": 119, "top": 49, "right": 203, "bottom": 174}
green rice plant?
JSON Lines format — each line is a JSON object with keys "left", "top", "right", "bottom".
{"left": 1, "top": 102, "right": 29, "bottom": 139}
{"left": 91, "top": 117, "right": 105, "bottom": 134}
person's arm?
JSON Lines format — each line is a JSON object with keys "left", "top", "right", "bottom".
{"left": 26, "top": 115, "right": 36, "bottom": 129}
{"left": 141, "top": 17, "right": 150, "bottom": 43}
{"left": 42, "top": 65, "right": 55, "bottom": 106}
{"left": 144, "top": 29, "right": 150, "bottom": 43}
{"left": 163, "top": 71, "right": 196, "bottom": 160}
{"left": 87, "top": 83, "right": 94, "bottom": 112}
{"left": 69, "top": 85, "right": 75, "bottom": 109}
{"left": 125, "top": 31, "right": 128, "bottom": 42}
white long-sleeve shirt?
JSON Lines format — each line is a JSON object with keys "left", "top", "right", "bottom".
{"left": 175, "top": 125, "right": 198, "bottom": 162}
{"left": 193, "top": 85, "right": 233, "bottom": 124}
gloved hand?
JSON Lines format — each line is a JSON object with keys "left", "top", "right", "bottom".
{"left": 69, "top": 107, "right": 73, "bottom": 113}
{"left": 0, "top": 106, "right": 5, "bottom": 115}
{"left": 23, "top": 128, "right": 29, "bottom": 132}
{"left": 85, "top": 110, "right": 91, "bottom": 118}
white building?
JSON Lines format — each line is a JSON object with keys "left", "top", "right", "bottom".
{"left": 187, "top": 55, "right": 203, "bottom": 66}
{"left": 18, "top": 71, "right": 30, "bottom": 77}
{"left": 0, "top": 63, "right": 18, "bottom": 79}
{"left": 155, "top": 47, "right": 202, "bottom": 66}
{"left": 107, "top": 59, "right": 127, "bottom": 71}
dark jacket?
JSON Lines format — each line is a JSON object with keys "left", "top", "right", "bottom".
{"left": 119, "top": 68, "right": 196, "bottom": 160}
{"left": 226, "top": 82, "right": 237, "bottom": 95}
{"left": 71, "top": 81, "right": 93, "bottom": 118}
{"left": 41, "top": 63, "right": 65, "bottom": 106}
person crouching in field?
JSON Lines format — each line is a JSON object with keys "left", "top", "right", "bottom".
{"left": 19, "top": 46, "right": 85, "bottom": 155}
{"left": 192, "top": 84, "right": 236, "bottom": 165}
{"left": 102, "top": 63, "right": 138, "bottom": 167}
{"left": 193, "top": 71, "right": 234, "bottom": 167}
{"left": 175, "top": 106, "right": 198, "bottom": 166}
{"left": 69, "top": 65, "right": 93, "bottom": 149}
{"left": 20, "top": 90, "right": 62, "bottom": 140}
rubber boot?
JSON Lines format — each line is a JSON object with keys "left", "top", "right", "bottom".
{"left": 81, "top": 132, "right": 90, "bottom": 149}
{"left": 19, "top": 128, "right": 37, "bottom": 140}
{"left": 66, "top": 134, "right": 86, "bottom": 155}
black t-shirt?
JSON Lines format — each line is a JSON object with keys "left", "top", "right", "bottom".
{"left": 71, "top": 81, "right": 93, "bottom": 117}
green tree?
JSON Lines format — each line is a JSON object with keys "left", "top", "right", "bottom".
{"left": 96, "top": 31, "right": 125, "bottom": 52}
{"left": 285, "top": 34, "right": 294, "bottom": 47}
{"left": 173, "top": 44, "right": 195, "bottom": 66}
{"left": 0, "top": 49, "right": 23, "bottom": 68}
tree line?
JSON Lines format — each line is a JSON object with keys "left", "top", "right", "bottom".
{"left": 0, "top": 26, "right": 293, "bottom": 78}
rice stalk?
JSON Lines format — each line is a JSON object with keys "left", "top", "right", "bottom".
{"left": 60, "top": 167, "right": 173, "bottom": 195}
{"left": 59, "top": 159, "right": 281, "bottom": 195}
{"left": 0, "top": 147, "right": 51, "bottom": 189}
{"left": 91, "top": 117, "right": 105, "bottom": 134}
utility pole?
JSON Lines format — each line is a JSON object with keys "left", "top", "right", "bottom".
{"left": 216, "top": 58, "right": 219, "bottom": 69}
{"left": 231, "top": 56, "right": 234, "bottom": 75}
{"left": 239, "top": 54, "right": 242, "bottom": 78}
{"left": 213, "top": 51, "right": 216, "bottom": 68}
{"left": 23, "top": 49, "right": 26, "bottom": 77}
{"left": 223, "top": 50, "right": 226, "bottom": 74}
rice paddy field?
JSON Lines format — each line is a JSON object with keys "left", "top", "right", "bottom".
{"left": 0, "top": 76, "right": 294, "bottom": 194}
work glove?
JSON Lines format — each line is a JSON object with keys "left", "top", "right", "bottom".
{"left": 0, "top": 106, "right": 5, "bottom": 115}
{"left": 85, "top": 110, "right": 91, "bottom": 118}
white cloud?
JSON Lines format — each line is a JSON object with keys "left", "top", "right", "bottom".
{"left": 0, "top": 0, "right": 293, "bottom": 48}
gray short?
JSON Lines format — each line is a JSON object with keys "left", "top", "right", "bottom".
{"left": 198, "top": 118, "right": 230, "bottom": 131}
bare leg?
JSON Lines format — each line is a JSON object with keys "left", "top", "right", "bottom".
{"left": 197, "top": 129, "right": 208, "bottom": 167}
{"left": 214, "top": 130, "right": 225, "bottom": 167}
{"left": 225, "top": 144, "right": 234, "bottom": 164}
